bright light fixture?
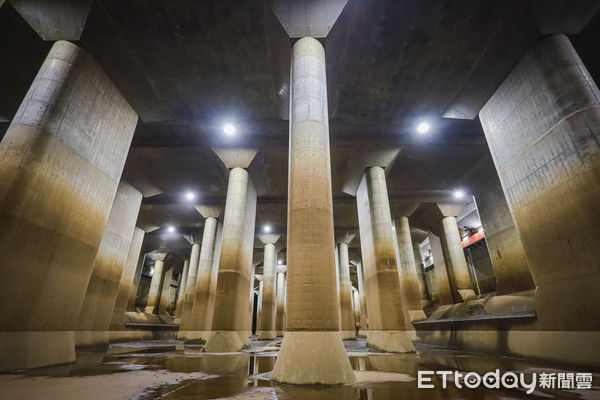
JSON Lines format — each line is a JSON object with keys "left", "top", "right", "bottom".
{"left": 167, "top": 225, "right": 175, "bottom": 233}
{"left": 453, "top": 189, "right": 465, "bottom": 199}
{"left": 417, "top": 121, "right": 430, "bottom": 134}
{"left": 185, "top": 191, "right": 196, "bottom": 201}
{"left": 278, "top": 260, "right": 283, "bottom": 265}
{"left": 263, "top": 225, "right": 272, "bottom": 233}
{"left": 223, "top": 123, "right": 236, "bottom": 135}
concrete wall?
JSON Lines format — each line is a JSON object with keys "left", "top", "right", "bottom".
{"left": 0, "top": 41, "right": 137, "bottom": 371}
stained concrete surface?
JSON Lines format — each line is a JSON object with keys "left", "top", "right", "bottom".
{"left": 1, "top": 338, "right": 598, "bottom": 400}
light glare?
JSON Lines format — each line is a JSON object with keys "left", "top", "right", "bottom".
{"left": 263, "top": 225, "right": 272, "bottom": 233}
{"left": 167, "top": 225, "right": 175, "bottom": 233}
{"left": 453, "top": 190, "right": 465, "bottom": 199}
{"left": 185, "top": 191, "right": 196, "bottom": 201}
{"left": 417, "top": 121, "right": 430, "bottom": 134}
{"left": 223, "top": 123, "right": 236, "bottom": 135}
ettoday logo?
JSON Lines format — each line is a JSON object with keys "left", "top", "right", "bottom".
{"left": 418, "top": 369, "right": 593, "bottom": 394}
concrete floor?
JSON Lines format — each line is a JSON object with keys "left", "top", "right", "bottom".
{"left": 1, "top": 338, "right": 598, "bottom": 400}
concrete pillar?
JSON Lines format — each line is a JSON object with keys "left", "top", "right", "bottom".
{"left": 272, "top": 37, "right": 354, "bottom": 385}
{"left": 178, "top": 242, "right": 201, "bottom": 334}
{"left": 469, "top": 156, "right": 535, "bottom": 294}
{"left": 158, "top": 266, "right": 177, "bottom": 315}
{"left": 174, "top": 259, "right": 190, "bottom": 324}
{"left": 0, "top": 41, "right": 137, "bottom": 371}
{"left": 256, "top": 281, "right": 263, "bottom": 333}
{"left": 412, "top": 243, "right": 431, "bottom": 308}
{"left": 393, "top": 217, "right": 426, "bottom": 321}
{"left": 109, "top": 227, "right": 145, "bottom": 342}
{"left": 75, "top": 180, "right": 143, "bottom": 349}
{"left": 355, "top": 261, "right": 368, "bottom": 336}
{"left": 275, "top": 269, "right": 286, "bottom": 337}
{"left": 257, "top": 235, "right": 280, "bottom": 340}
{"left": 127, "top": 249, "right": 148, "bottom": 311}
{"left": 352, "top": 289, "right": 361, "bottom": 332}
{"left": 337, "top": 242, "right": 356, "bottom": 339}
{"left": 145, "top": 259, "right": 166, "bottom": 314}
{"left": 185, "top": 215, "right": 220, "bottom": 344}
{"left": 357, "top": 166, "right": 414, "bottom": 353}
{"left": 438, "top": 215, "right": 476, "bottom": 302}
{"left": 479, "top": 35, "right": 600, "bottom": 365}
{"left": 204, "top": 167, "right": 257, "bottom": 352}
{"left": 428, "top": 233, "right": 453, "bottom": 306}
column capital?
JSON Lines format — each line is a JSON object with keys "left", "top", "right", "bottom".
{"left": 258, "top": 234, "right": 281, "bottom": 245}
{"left": 212, "top": 147, "right": 257, "bottom": 169}
{"left": 195, "top": 205, "right": 223, "bottom": 219}
{"left": 335, "top": 232, "right": 356, "bottom": 245}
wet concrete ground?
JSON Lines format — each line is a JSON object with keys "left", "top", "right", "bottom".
{"left": 1, "top": 338, "right": 598, "bottom": 400}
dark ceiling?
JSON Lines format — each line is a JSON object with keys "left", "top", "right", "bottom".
{"left": 2, "top": 0, "right": 600, "bottom": 259}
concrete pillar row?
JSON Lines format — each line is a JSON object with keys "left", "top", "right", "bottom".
{"left": 145, "top": 257, "right": 166, "bottom": 314}
{"left": 75, "top": 180, "right": 143, "bottom": 349}
{"left": 257, "top": 234, "right": 280, "bottom": 340}
{"left": 204, "top": 167, "right": 257, "bottom": 352}
{"left": 412, "top": 242, "right": 431, "bottom": 308}
{"left": 438, "top": 215, "right": 477, "bottom": 302}
{"left": 271, "top": 36, "right": 355, "bottom": 385}
{"left": 0, "top": 40, "right": 137, "bottom": 372}
{"left": 109, "top": 227, "right": 146, "bottom": 343}
{"left": 337, "top": 241, "right": 356, "bottom": 339}
{"left": 479, "top": 35, "right": 600, "bottom": 366}
{"left": 174, "top": 259, "right": 190, "bottom": 324}
{"left": 357, "top": 166, "right": 415, "bottom": 353}
{"left": 275, "top": 270, "right": 286, "bottom": 337}
{"left": 393, "top": 217, "right": 426, "bottom": 321}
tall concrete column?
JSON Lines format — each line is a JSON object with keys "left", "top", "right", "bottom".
{"left": 352, "top": 289, "right": 361, "bottom": 331}
{"left": 174, "top": 259, "right": 190, "bottom": 324}
{"left": 75, "top": 180, "right": 143, "bottom": 349}
{"left": 109, "top": 227, "right": 145, "bottom": 342}
{"left": 357, "top": 166, "right": 414, "bottom": 353}
{"left": 257, "top": 235, "right": 280, "bottom": 340}
{"left": 272, "top": 37, "right": 354, "bottom": 385}
{"left": 337, "top": 241, "right": 356, "bottom": 339}
{"left": 145, "top": 257, "right": 166, "bottom": 314}
{"left": 158, "top": 266, "right": 176, "bottom": 315}
{"left": 0, "top": 41, "right": 137, "bottom": 371}
{"left": 355, "top": 260, "right": 368, "bottom": 335}
{"left": 204, "top": 167, "right": 257, "bottom": 352}
{"left": 428, "top": 233, "right": 454, "bottom": 306}
{"left": 479, "top": 35, "right": 600, "bottom": 366}
{"left": 438, "top": 213, "right": 476, "bottom": 302}
{"left": 186, "top": 212, "right": 221, "bottom": 344}
{"left": 177, "top": 241, "right": 201, "bottom": 336}
{"left": 127, "top": 250, "right": 148, "bottom": 311}
{"left": 256, "top": 281, "right": 263, "bottom": 332}
{"left": 467, "top": 155, "right": 535, "bottom": 294}
{"left": 393, "top": 217, "right": 426, "bottom": 321}
{"left": 412, "top": 243, "right": 431, "bottom": 308}
{"left": 275, "top": 268, "right": 286, "bottom": 337}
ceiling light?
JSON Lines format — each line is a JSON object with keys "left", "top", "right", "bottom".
{"left": 167, "top": 225, "right": 175, "bottom": 233}
{"left": 263, "top": 225, "right": 272, "bottom": 233}
{"left": 185, "top": 191, "right": 196, "bottom": 201}
{"left": 453, "top": 189, "right": 465, "bottom": 199}
{"left": 417, "top": 121, "right": 430, "bottom": 134}
{"left": 223, "top": 123, "right": 236, "bottom": 135}
{"left": 278, "top": 260, "right": 283, "bottom": 265}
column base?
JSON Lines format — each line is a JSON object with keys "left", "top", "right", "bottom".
{"left": 184, "top": 330, "right": 211, "bottom": 345}
{"left": 276, "top": 331, "right": 285, "bottom": 337}
{"left": 271, "top": 331, "right": 355, "bottom": 385}
{"left": 358, "top": 329, "right": 368, "bottom": 338}
{"left": 341, "top": 330, "right": 356, "bottom": 340}
{"left": 74, "top": 331, "right": 109, "bottom": 350}
{"left": 458, "top": 289, "right": 477, "bottom": 301}
{"left": 407, "top": 309, "right": 427, "bottom": 322}
{"left": 144, "top": 306, "right": 156, "bottom": 314}
{"left": 257, "top": 330, "right": 277, "bottom": 340}
{"left": 203, "top": 331, "right": 251, "bottom": 353}
{"left": 366, "top": 330, "right": 415, "bottom": 353}
{"left": 0, "top": 331, "right": 75, "bottom": 372}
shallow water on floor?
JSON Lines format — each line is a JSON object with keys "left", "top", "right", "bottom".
{"left": 2, "top": 339, "right": 599, "bottom": 400}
